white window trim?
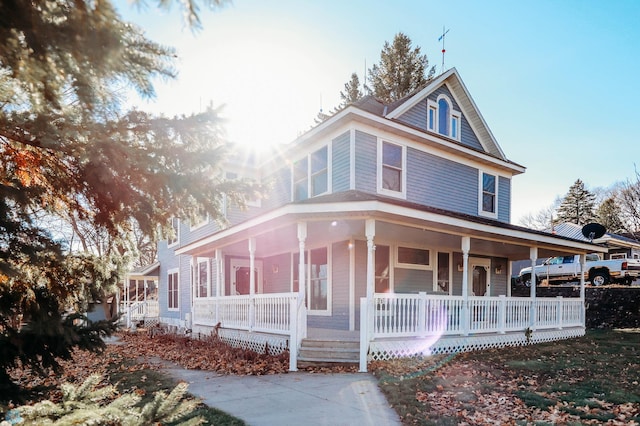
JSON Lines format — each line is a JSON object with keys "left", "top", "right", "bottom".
{"left": 429, "top": 95, "right": 461, "bottom": 141}
{"left": 434, "top": 251, "right": 453, "bottom": 295}
{"left": 190, "top": 212, "right": 209, "bottom": 231}
{"left": 291, "top": 145, "right": 332, "bottom": 202}
{"left": 167, "top": 268, "right": 179, "bottom": 311}
{"left": 195, "top": 257, "right": 210, "bottom": 298}
{"left": 307, "top": 245, "right": 332, "bottom": 316}
{"left": 478, "top": 170, "right": 499, "bottom": 219}
{"left": 291, "top": 246, "right": 332, "bottom": 316}
{"left": 167, "top": 218, "right": 180, "bottom": 248}
{"left": 377, "top": 138, "right": 407, "bottom": 199}
{"left": 230, "top": 258, "right": 264, "bottom": 295}
{"left": 394, "top": 244, "right": 433, "bottom": 270}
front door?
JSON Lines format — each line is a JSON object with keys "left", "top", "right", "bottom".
{"left": 468, "top": 257, "right": 491, "bottom": 296}
{"left": 230, "top": 259, "right": 263, "bottom": 295}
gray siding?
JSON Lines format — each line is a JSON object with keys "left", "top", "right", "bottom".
{"left": 498, "top": 176, "right": 511, "bottom": 223}
{"left": 397, "top": 99, "right": 428, "bottom": 131}
{"left": 354, "top": 131, "right": 377, "bottom": 193}
{"left": 262, "top": 253, "right": 292, "bottom": 293}
{"left": 332, "top": 132, "right": 351, "bottom": 192}
{"left": 394, "top": 268, "right": 433, "bottom": 294}
{"left": 262, "top": 167, "right": 291, "bottom": 210}
{"left": 407, "top": 148, "right": 478, "bottom": 216}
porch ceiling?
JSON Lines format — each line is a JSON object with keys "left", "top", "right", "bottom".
{"left": 178, "top": 197, "right": 605, "bottom": 262}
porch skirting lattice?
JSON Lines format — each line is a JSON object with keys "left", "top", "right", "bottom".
{"left": 368, "top": 327, "right": 585, "bottom": 361}
{"left": 193, "top": 325, "right": 289, "bottom": 356}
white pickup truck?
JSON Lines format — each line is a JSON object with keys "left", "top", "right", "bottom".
{"left": 518, "top": 254, "right": 640, "bottom": 286}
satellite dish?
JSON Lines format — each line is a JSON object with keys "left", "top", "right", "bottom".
{"left": 581, "top": 222, "right": 606, "bottom": 242}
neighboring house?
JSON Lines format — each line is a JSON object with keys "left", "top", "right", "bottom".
{"left": 551, "top": 222, "right": 640, "bottom": 259}
{"left": 136, "top": 68, "right": 606, "bottom": 372}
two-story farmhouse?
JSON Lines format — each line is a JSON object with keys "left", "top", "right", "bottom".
{"left": 129, "top": 68, "right": 605, "bottom": 372}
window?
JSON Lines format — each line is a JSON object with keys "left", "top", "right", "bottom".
{"left": 197, "top": 259, "right": 209, "bottom": 298}
{"left": 311, "top": 147, "right": 328, "bottom": 196}
{"left": 428, "top": 95, "right": 461, "bottom": 141}
{"left": 168, "top": 269, "right": 179, "bottom": 310}
{"left": 438, "top": 98, "right": 450, "bottom": 136}
{"left": 190, "top": 207, "right": 208, "bottom": 230}
{"left": 378, "top": 140, "right": 406, "bottom": 197}
{"left": 396, "top": 246, "right": 431, "bottom": 270}
{"left": 167, "top": 217, "right": 179, "bottom": 247}
{"left": 293, "top": 246, "right": 331, "bottom": 315}
{"left": 479, "top": 171, "right": 497, "bottom": 217}
{"left": 375, "top": 245, "right": 390, "bottom": 293}
{"left": 293, "top": 146, "right": 329, "bottom": 201}
{"left": 436, "top": 252, "right": 451, "bottom": 293}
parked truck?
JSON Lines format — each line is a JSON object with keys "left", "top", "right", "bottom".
{"left": 518, "top": 254, "right": 640, "bottom": 287}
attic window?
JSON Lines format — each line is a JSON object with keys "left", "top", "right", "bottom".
{"left": 428, "top": 95, "right": 461, "bottom": 141}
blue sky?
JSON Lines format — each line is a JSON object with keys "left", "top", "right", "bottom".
{"left": 114, "top": 0, "right": 640, "bottom": 224}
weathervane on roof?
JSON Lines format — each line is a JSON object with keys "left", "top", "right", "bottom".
{"left": 438, "top": 26, "right": 450, "bottom": 75}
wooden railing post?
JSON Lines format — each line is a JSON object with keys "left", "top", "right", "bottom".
{"left": 289, "top": 295, "right": 298, "bottom": 371}
{"left": 359, "top": 297, "right": 369, "bottom": 372}
{"left": 418, "top": 292, "right": 427, "bottom": 337}
{"left": 498, "top": 295, "right": 506, "bottom": 334}
{"left": 557, "top": 296, "right": 563, "bottom": 330}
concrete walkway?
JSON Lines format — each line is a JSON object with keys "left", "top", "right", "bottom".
{"left": 162, "top": 366, "right": 402, "bottom": 426}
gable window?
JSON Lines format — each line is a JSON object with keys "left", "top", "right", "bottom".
{"left": 168, "top": 269, "right": 179, "bottom": 310}
{"left": 167, "top": 217, "right": 179, "bottom": 247}
{"left": 438, "top": 98, "right": 450, "bottom": 136}
{"left": 378, "top": 140, "right": 406, "bottom": 198}
{"left": 427, "top": 95, "right": 461, "bottom": 141}
{"left": 293, "top": 146, "right": 329, "bottom": 201}
{"left": 479, "top": 171, "right": 498, "bottom": 217}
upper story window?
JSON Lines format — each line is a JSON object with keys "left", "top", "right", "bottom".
{"left": 428, "top": 95, "right": 461, "bottom": 141}
{"left": 167, "top": 217, "right": 180, "bottom": 247}
{"left": 479, "top": 171, "right": 498, "bottom": 218}
{"left": 293, "top": 146, "right": 329, "bottom": 201}
{"left": 190, "top": 206, "right": 208, "bottom": 230}
{"left": 378, "top": 139, "right": 406, "bottom": 198}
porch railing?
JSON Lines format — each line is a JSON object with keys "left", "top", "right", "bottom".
{"left": 124, "top": 300, "right": 159, "bottom": 327}
{"left": 192, "top": 292, "right": 305, "bottom": 371}
{"left": 370, "top": 293, "right": 583, "bottom": 339}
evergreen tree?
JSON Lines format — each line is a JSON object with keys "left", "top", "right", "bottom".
{"left": 596, "top": 196, "right": 625, "bottom": 234}
{"left": 0, "top": 0, "right": 256, "bottom": 400}
{"left": 555, "top": 179, "right": 597, "bottom": 226}
{"left": 339, "top": 72, "right": 363, "bottom": 107}
{"left": 367, "top": 32, "right": 435, "bottom": 103}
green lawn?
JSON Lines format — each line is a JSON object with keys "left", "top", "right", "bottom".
{"left": 370, "top": 329, "right": 640, "bottom": 425}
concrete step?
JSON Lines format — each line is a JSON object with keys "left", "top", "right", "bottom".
{"left": 298, "top": 338, "right": 360, "bottom": 365}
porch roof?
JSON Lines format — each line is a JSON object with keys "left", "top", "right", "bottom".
{"left": 176, "top": 191, "right": 606, "bottom": 260}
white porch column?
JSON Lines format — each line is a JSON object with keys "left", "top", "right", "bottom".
{"left": 249, "top": 238, "right": 256, "bottom": 331}
{"left": 365, "top": 219, "right": 376, "bottom": 301}
{"left": 530, "top": 247, "right": 538, "bottom": 330}
{"left": 579, "top": 253, "right": 586, "bottom": 326}
{"left": 215, "top": 249, "right": 222, "bottom": 324}
{"left": 461, "top": 236, "right": 470, "bottom": 336}
{"left": 297, "top": 222, "right": 307, "bottom": 340}
{"left": 297, "top": 222, "right": 307, "bottom": 304}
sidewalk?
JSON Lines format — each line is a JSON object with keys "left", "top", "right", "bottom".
{"left": 162, "top": 366, "right": 402, "bottom": 426}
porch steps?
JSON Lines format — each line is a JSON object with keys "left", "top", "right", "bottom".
{"left": 297, "top": 338, "right": 360, "bottom": 367}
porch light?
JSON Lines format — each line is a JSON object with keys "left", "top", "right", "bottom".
{"left": 495, "top": 265, "right": 503, "bottom": 274}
